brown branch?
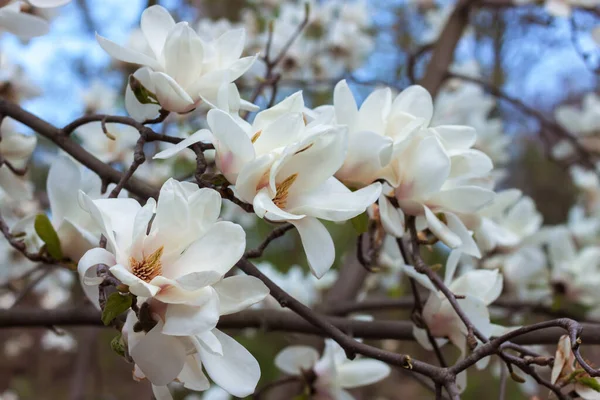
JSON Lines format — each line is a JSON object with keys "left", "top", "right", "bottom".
{"left": 244, "top": 223, "right": 294, "bottom": 258}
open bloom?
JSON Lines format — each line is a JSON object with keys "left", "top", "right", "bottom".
{"left": 96, "top": 5, "right": 255, "bottom": 120}
{"left": 74, "top": 122, "right": 139, "bottom": 164}
{"left": 0, "top": 119, "right": 36, "bottom": 200}
{"left": 77, "top": 179, "right": 269, "bottom": 335}
{"left": 275, "top": 339, "right": 390, "bottom": 400}
{"left": 123, "top": 310, "right": 261, "bottom": 399}
{"left": 551, "top": 335, "right": 600, "bottom": 399}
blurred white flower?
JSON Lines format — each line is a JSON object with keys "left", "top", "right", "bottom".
{"left": 80, "top": 81, "right": 118, "bottom": 114}
{"left": 553, "top": 93, "right": 600, "bottom": 159}
{"left": 0, "top": 119, "right": 36, "bottom": 200}
{"left": 41, "top": 330, "right": 76, "bottom": 352}
{"left": 74, "top": 122, "right": 138, "bottom": 164}
{"left": 551, "top": 335, "right": 600, "bottom": 399}
{"left": 275, "top": 339, "right": 390, "bottom": 399}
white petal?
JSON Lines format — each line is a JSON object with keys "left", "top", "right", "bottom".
{"left": 179, "top": 354, "right": 210, "bottom": 391}
{"left": 96, "top": 33, "right": 162, "bottom": 70}
{"left": 0, "top": 11, "right": 49, "bottom": 39}
{"left": 151, "top": 385, "right": 173, "bottom": 400}
{"left": 28, "top": 0, "right": 71, "bottom": 7}
{"left": 150, "top": 71, "right": 195, "bottom": 112}
{"left": 290, "top": 217, "right": 335, "bottom": 278}
{"left": 274, "top": 345, "right": 320, "bottom": 375}
{"left": 47, "top": 156, "right": 81, "bottom": 225}
{"left": 153, "top": 129, "right": 211, "bottom": 160}
{"left": 162, "top": 22, "right": 205, "bottom": 89}
{"left": 404, "top": 135, "right": 450, "bottom": 199}
{"left": 234, "top": 153, "right": 275, "bottom": 203}
{"left": 199, "top": 329, "right": 261, "bottom": 398}
{"left": 423, "top": 206, "right": 461, "bottom": 249}
{"left": 216, "top": 28, "right": 246, "bottom": 66}
{"left": 130, "top": 321, "right": 187, "bottom": 385}
{"left": 213, "top": 275, "right": 270, "bottom": 315}
{"left": 378, "top": 194, "right": 405, "bottom": 237}
{"left": 110, "top": 264, "right": 160, "bottom": 298}
{"left": 337, "top": 359, "right": 391, "bottom": 389}
{"left": 140, "top": 5, "right": 176, "bottom": 59}
{"left": 429, "top": 187, "right": 494, "bottom": 214}
{"left": 162, "top": 287, "right": 220, "bottom": 336}
{"left": 253, "top": 189, "right": 304, "bottom": 222}
{"left": 0, "top": 167, "right": 31, "bottom": 200}
{"left": 433, "top": 125, "right": 477, "bottom": 151}
{"left": 125, "top": 67, "right": 161, "bottom": 122}
{"left": 391, "top": 85, "right": 433, "bottom": 125}
{"left": 333, "top": 80, "right": 358, "bottom": 127}
{"left": 77, "top": 247, "right": 116, "bottom": 309}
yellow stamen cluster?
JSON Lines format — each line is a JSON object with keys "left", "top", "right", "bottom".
{"left": 273, "top": 173, "right": 298, "bottom": 209}
{"left": 130, "top": 246, "right": 164, "bottom": 282}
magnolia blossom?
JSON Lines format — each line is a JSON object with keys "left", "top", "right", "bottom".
{"left": 80, "top": 81, "right": 118, "bottom": 114}
{"left": 0, "top": 0, "right": 70, "bottom": 39}
{"left": 406, "top": 251, "right": 504, "bottom": 390}
{"left": 78, "top": 179, "right": 268, "bottom": 325}
{"left": 275, "top": 339, "right": 390, "bottom": 399}
{"left": 96, "top": 5, "right": 256, "bottom": 120}
{"left": 157, "top": 91, "right": 381, "bottom": 277}
{"left": 551, "top": 335, "right": 600, "bottom": 399}
{"left": 123, "top": 310, "right": 261, "bottom": 399}
{"left": 0, "top": 52, "right": 41, "bottom": 103}
{"left": 41, "top": 330, "right": 77, "bottom": 352}
{"left": 475, "top": 189, "right": 542, "bottom": 252}
{"left": 546, "top": 227, "right": 600, "bottom": 308}
{"left": 13, "top": 156, "right": 102, "bottom": 261}
{"left": 0, "top": 119, "right": 37, "bottom": 200}
{"left": 553, "top": 93, "right": 600, "bottom": 159}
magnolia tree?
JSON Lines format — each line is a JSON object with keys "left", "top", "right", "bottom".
{"left": 2, "top": 0, "right": 600, "bottom": 399}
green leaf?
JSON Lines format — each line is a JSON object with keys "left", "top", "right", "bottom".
{"left": 576, "top": 376, "right": 600, "bottom": 392}
{"left": 102, "top": 293, "right": 133, "bottom": 326}
{"left": 34, "top": 214, "right": 62, "bottom": 260}
{"left": 129, "top": 75, "right": 159, "bottom": 105}
{"left": 110, "top": 333, "right": 126, "bottom": 357}
{"left": 350, "top": 212, "right": 369, "bottom": 234}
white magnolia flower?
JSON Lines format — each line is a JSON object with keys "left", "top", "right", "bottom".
{"left": 80, "top": 81, "right": 118, "bottom": 114}
{"left": 275, "top": 339, "right": 390, "bottom": 399}
{"left": 547, "top": 226, "right": 600, "bottom": 308}
{"left": 551, "top": 335, "right": 600, "bottom": 399}
{"left": 41, "top": 330, "right": 77, "bottom": 352}
{"left": 475, "top": 189, "right": 542, "bottom": 252}
{"left": 96, "top": 5, "right": 256, "bottom": 120}
{"left": 0, "top": 119, "right": 36, "bottom": 200}
{"left": 0, "top": 52, "right": 41, "bottom": 103}
{"left": 157, "top": 91, "right": 381, "bottom": 277}
{"left": 553, "top": 93, "right": 600, "bottom": 159}
{"left": 123, "top": 311, "right": 260, "bottom": 399}
{"left": 74, "top": 122, "right": 138, "bottom": 164}
{"left": 406, "top": 250, "right": 504, "bottom": 390}
{"left": 13, "top": 156, "right": 102, "bottom": 261}
{"left": 77, "top": 179, "right": 269, "bottom": 333}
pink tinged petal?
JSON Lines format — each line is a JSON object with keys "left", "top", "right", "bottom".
{"left": 207, "top": 109, "right": 255, "bottom": 182}
{"left": 423, "top": 206, "right": 461, "bottom": 249}
{"left": 234, "top": 153, "right": 276, "bottom": 203}
{"left": 125, "top": 67, "right": 161, "bottom": 122}
{"left": 356, "top": 87, "right": 392, "bottom": 134}
{"left": 287, "top": 179, "right": 382, "bottom": 222}
{"left": 391, "top": 85, "right": 433, "bottom": 125}
{"left": 253, "top": 113, "right": 304, "bottom": 155}
{"left": 47, "top": 156, "right": 81, "bottom": 225}
{"left": 432, "top": 125, "right": 477, "bottom": 151}
{"left": 253, "top": 91, "right": 305, "bottom": 131}
{"left": 130, "top": 320, "right": 187, "bottom": 386}
{"left": 151, "top": 271, "right": 222, "bottom": 304}
{"left": 428, "top": 187, "right": 494, "bottom": 214}
{"left": 162, "top": 22, "right": 204, "bottom": 89}
{"left": 216, "top": 28, "right": 246, "bottom": 65}
{"left": 333, "top": 80, "right": 358, "bottom": 127}
{"left": 178, "top": 354, "right": 210, "bottom": 391}
{"left": 110, "top": 264, "right": 160, "bottom": 298}
{"left": 378, "top": 194, "right": 405, "bottom": 238}
{"left": 445, "top": 213, "right": 481, "bottom": 258}
{"left": 95, "top": 33, "right": 162, "bottom": 70}
{"left": 199, "top": 329, "right": 261, "bottom": 397}
{"left": 167, "top": 221, "right": 245, "bottom": 278}
{"left": 140, "top": 5, "right": 176, "bottom": 60}
{"left": 151, "top": 385, "right": 173, "bottom": 400}
{"left": 336, "top": 130, "right": 393, "bottom": 186}
{"left": 403, "top": 135, "right": 450, "bottom": 200}
{"left": 162, "top": 286, "right": 220, "bottom": 336}
{"left": 271, "top": 128, "right": 349, "bottom": 196}
{"left": 336, "top": 359, "right": 391, "bottom": 389}
{"left": 77, "top": 248, "right": 116, "bottom": 309}
{"left": 213, "top": 275, "right": 270, "bottom": 315}
{"left": 0, "top": 167, "right": 31, "bottom": 200}
{"left": 154, "top": 129, "right": 211, "bottom": 160}
{"left": 290, "top": 217, "right": 335, "bottom": 278}
{"left": 149, "top": 71, "right": 195, "bottom": 113}
{"left": 253, "top": 189, "right": 304, "bottom": 222}
{"left": 0, "top": 11, "right": 49, "bottom": 39}
{"left": 275, "top": 346, "right": 320, "bottom": 375}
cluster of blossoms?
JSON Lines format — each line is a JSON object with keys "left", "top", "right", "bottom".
{"left": 2, "top": 1, "right": 600, "bottom": 399}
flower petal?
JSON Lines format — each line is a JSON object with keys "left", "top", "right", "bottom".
{"left": 290, "top": 217, "right": 335, "bottom": 278}
{"left": 162, "top": 286, "right": 220, "bottom": 336}
{"left": 213, "top": 275, "right": 270, "bottom": 315}
{"left": 336, "top": 359, "right": 391, "bottom": 389}
{"left": 153, "top": 129, "right": 211, "bottom": 160}
{"left": 275, "top": 345, "right": 320, "bottom": 375}
{"left": 77, "top": 248, "right": 116, "bottom": 309}
{"left": 96, "top": 33, "right": 162, "bottom": 70}
{"left": 140, "top": 5, "right": 176, "bottom": 60}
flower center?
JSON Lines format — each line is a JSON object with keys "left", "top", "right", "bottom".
{"left": 273, "top": 173, "right": 298, "bottom": 209}
{"left": 130, "top": 246, "right": 164, "bottom": 282}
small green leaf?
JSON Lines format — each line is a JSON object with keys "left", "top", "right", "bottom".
{"left": 350, "top": 212, "right": 369, "bottom": 234}
{"left": 129, "top": 75, "right": 159, "bottom": 105}
{"left": 576, "top": 376, "right": 600, "bottom": 392}
{"left": 102, "top": 293, "right": 133, "bottom": 326}
{"left": 34, "top": 214, "right": 62, "bottom": 260}
{"left": 110, "top": 333, "right": 126, "bottom": 357}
